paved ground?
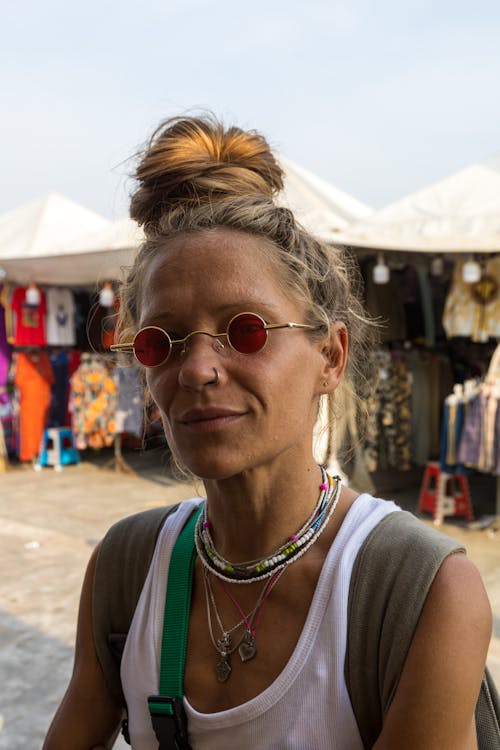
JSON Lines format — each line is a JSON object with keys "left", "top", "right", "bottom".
{"left": 0, "top": 452, "right": 499, "bottom": 749}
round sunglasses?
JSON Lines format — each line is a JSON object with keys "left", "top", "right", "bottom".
{"left": 110, "top": 311, "right": 317, "bottom": 367}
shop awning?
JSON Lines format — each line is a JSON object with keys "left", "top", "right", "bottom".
{"left": 333, "top": 155, "right": 500, "bottom": 253}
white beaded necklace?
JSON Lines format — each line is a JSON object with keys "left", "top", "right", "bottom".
{"left": 195, "top": 469, "right": 341, "bottom": 584}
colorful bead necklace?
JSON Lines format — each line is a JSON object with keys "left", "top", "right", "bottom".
{"left": 195, "top": 468, "right": 341, "bottom": 584}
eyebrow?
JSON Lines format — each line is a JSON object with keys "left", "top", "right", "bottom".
{"left": 142, "top": 301, "right": 282, "bottom": 325}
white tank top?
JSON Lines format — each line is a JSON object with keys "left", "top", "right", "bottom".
{"left": 121, "top": 494, "right": 400, "bottom": 749}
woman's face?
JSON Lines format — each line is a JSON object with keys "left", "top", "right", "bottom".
{"left": 138, "top": 228, "right": 336, "bottom": 480}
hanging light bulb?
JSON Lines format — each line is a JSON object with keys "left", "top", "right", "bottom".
{"left": 26, "top": 282, "right": 41, "bottom": 306}
{"left": 99, "top": 281, "right": 115, "bottom": 307}
{"left": 462, "top": 256, "right": 481, "bottom": 284}
{"left": 373, "top": 253, "right": 390, "bottom": 284}
{"left": 430, "top": 255, "right": 444, "bottom": 277}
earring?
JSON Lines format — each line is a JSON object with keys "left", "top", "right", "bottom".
{"left": 322, "top": 381, "right": 329, "bottom": 387}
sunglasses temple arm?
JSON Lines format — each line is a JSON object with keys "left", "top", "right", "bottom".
{"left": 264, "top": 323, "right": 316, "bottom": 331}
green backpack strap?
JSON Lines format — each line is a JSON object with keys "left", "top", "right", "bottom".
{"left": 93, "top": 503, "right": 180, "bottom": 707}
{"left": 147, "top": 506, "right": 202, "bottom": 750}
{"left": 345, "top": 509, "right": 500, "bottom": 749}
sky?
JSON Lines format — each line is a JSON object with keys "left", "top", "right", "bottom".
{"left": 2, "top": 0, "right": 500, "bottom": 221}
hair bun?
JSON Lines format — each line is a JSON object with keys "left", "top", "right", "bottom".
{"left": 130, "top": 115, "right": 284, "bottom": 233}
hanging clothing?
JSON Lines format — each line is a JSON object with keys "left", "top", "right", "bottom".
{"left": 113, "top": 366, "right": 144, "bottom": 438}
{"left": 11, "top": 285, "right": 47, "bottom": 347}
{"left": 70, "top": 358, "right": 117, "bottom": 449}
{"left": 457, "top": 389, "right": 500, "bottom": 475}
{"left": 14, "top": 351, "right": 54, "bottom": 462}
{"left": 73, "top": 291, "right": 93, "bottom": 351}
{"left": 0, "top": 298, "right": 12, "bottom": 392}
{"left": 442, "top": 256, "right": 500, "bottom": 342}
{"left": 362, "top": 260, "right": 407, "bottom": 343}
{"left": 416, "top": 267, "right": 436, "bottom": 348}
{"left": 46, "top": 287, "right": 76, "bottom": 346}
{"left": 0, "top": 394, "right": 15, "bottom": 456}
{"left": 364, "top": 350, "right": 412, "bottom": 472}
{"left": 439, "top": 396, "right": 469, "bottom": 474}
{"left": 0, "top": 283, "right": 15, "bottom": 343}
{"left": 391, "top": 265, "right": 426, "bottom": 343}
{"left": 49, "top": 350, "right": 71, "bottom": 427}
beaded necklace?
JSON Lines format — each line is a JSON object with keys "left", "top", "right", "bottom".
{"left": 195, "top": 468, "right": 341, "bottom": 584}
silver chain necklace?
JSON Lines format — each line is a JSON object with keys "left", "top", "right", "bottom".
{"left": 203, "top": 566, "right": 286, "bottom": 682}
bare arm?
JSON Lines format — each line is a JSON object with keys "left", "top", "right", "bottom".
{"left": 374, "top": 552, "right": 492, "bottom": 750}
{"left": 42, "top": 543, "right": 123, "bottom": 750}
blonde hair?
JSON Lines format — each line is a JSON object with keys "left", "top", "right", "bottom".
{"left": 118, "top": 114, "right": 377, "bottom": 464}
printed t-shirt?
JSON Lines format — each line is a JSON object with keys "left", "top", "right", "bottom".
{"left": 11, "top": 286, "right": 47, "bottom": 346}
{"left": 46, "top": 287, "right": 76, "bottom": 346}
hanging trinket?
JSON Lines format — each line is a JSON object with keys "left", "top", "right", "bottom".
{"left": 238, "top": 630, "right": 257, "bottom": 662}
{"left": 215, "top": 634, "right": 232, "bottom": 682}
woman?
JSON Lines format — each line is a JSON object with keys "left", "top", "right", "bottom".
{"left": 43, "top": 116, "right": 492, "bottom": 749}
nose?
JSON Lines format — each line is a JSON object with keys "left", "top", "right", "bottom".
{"left": 177, "top": 333, "right": 226, "bottom": 390}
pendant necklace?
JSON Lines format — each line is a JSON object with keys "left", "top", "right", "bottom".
{"left": 198, "top": 468, "right": 342, "bottom": 681}
{"left": 203, "top": 566, "right": 285, "bottom": 682}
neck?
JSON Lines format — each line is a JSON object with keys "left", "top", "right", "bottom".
{"left": 202, "top": 457, "right": 324, "bottom": 562}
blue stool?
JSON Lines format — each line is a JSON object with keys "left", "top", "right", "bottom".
{"left": 37, "top": 427, "right": 80, "bottom": 470}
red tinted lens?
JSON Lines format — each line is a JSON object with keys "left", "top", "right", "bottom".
{"left": 227, "top": 313, "right": 267, "bottom": 354}
{"left": 133, "top": 327, "right": 171, "bottom": 366}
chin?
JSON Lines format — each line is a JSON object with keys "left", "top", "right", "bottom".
{"left": 172, "top": 447, "right": 247, "bottom": 482}
{"left": 183, "top": 459, "right": 242, "bottom": 482}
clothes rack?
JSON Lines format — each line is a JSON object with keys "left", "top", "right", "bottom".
{"left": 102, "top": 433, "right": 136, "bottom": 475}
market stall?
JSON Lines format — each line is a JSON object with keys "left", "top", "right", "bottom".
{"left": 332, "top": 154, "right": 500, "bottom": 523}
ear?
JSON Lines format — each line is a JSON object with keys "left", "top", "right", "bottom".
{"left": 317, "top": 322, "right": 348, "bottom": 394}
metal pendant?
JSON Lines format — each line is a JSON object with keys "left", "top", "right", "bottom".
{"left": 238, "top": 631, "right": 257, "bottom": 662}
{"left": 216, "top": 654, "right": 232, "bottom": 682}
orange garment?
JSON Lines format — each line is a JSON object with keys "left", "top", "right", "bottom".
{"left": 14, "top": 352, "right": 54, "bottom": 462}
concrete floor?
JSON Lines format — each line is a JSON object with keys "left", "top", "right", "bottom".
{"left": 0, "top": 453, "right": 499, "bottom": 749}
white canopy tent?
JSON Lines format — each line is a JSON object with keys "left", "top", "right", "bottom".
{"left": 277, "top": 155, "right": 372, "bottom": 239}
{"left": 334, "top": 154, "right": 500, "bottom": 253}
{"left": 0, "top": 158, "right": 372, "bottom": 286}
{"left": 0, "top": 193, "right": 113, "bottom": 285}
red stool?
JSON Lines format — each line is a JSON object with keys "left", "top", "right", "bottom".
{"left": 417, "top": 461, "right": 474, "bottom": 524}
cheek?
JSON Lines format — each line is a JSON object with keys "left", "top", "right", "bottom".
{"left": 145, "top": 369, "right": 173, "bottom": 415}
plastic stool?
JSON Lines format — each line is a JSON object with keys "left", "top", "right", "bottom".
{"left": 37, "top": 427, "right": 80, "bottom": 471}
{"left": 417, "top": 461, "right": 474, "bottom": 524}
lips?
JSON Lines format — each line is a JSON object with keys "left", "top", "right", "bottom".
{"left": 177, "top": 407, "right": 245, "bottom": 426}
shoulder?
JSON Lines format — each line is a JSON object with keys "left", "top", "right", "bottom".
{"left": 93, "top": 505, "right": 181, "bottom": 643}
{"left": 345, "top": 509, "right": 470, "bottom": 745}
{"left": 348, "top": 509, "right": 467, "bottom": 648}
{"left": 422, "top": 550, "right": 492, "bottom": 639}
{"left": 375, "top": 552, "right": 492, "bottom": 748}
{"left": 95, "top": 504, "right": 180, "bottom": 580}
{"left": 353, "top": 507, "right": 463, "bottom": 569}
